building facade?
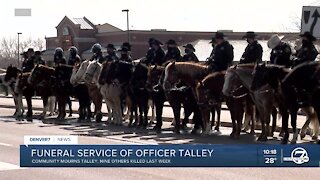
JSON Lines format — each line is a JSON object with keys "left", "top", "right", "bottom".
{"left": 45, "top": 16, "right": 300, "bottom": 61}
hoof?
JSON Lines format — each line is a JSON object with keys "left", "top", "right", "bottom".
{"left": 312, "top": 136, "right": 318, "bottom": 141}
{"left": 153, "top": 126, "right": 162, "bottom": 133}
{"left": 191, "top": 128, "right": 201, "bottom": 135}
{"left": 281, "top": 139, "right": 288, "bottom": 144}
{"left": 257, "top": 135, "right": 267, "bottom": 141}
{"left": 290, "top": 140, "right": 297, "bottom": 144}
{"left": 250, "top": 130, "right": 255, "bottom": 135}
{"left": 96, "top": 113, "right": 102, "bottom": 123}
{"left": 174, "top": 128, "right": 180, "bottom": 134}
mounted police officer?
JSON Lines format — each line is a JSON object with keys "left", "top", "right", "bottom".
{"left": 239, "top": 31, "right": 263, "bottom": 64}
{"left": 208, "top": 32, "right": 234, "bottom": 71}
{"left": 22, "top": 48, "right": 36, "bottom": 72}
{"left": 118, "top": 46, "right": 132, "bottom": 63}
{"left": 91, "top": 43, "right": 106, "bottom": 63}
{"left": 54, "top": 47, "right": 66, "bottom": 66}
{"left": 34, "top": 51, "right": 45, "bottom": 65}
{"left": 144, "top": 38, "right": 165, "bottom": 65}
{"left": 67, "top": 46, "right": 81, "bottom": 66}
{"left": 292, "top": 31, "right": 319, "bottom": 67}
{"left": 181, "top": 44, "right": 198, "bottom": 62}
{"left": 164, "top": 39, "right": 181, "bottom": 62}
{"left": 207, "top": 37, "right": 216, "bottom": 64}
{"left": 105, "top": 44, "right": 119, "bottom": 62}
{"left": 267, "top": 34, "right": 292, "bottom": 67}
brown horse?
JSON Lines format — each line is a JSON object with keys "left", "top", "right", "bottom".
{"left": 163, "top": 61, "right": 208, "bottom": 91}
{"left": 196, "top": 71, "right": 225, "bottom": 135}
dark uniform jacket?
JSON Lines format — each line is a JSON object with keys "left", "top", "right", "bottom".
{"left": 105, "top": 52, "right": 119, "bottom": 62}
{"left": 164, "top": 47, "right": 181, "bottom": 61}
{"left": 270, "top": 42, "right": 292, "bottom": 67}
{"left": 293, "top": 43, "right": 319, "bottom": 67}
{"left": 145, "top": 48, "right": 165, "bottom": 65}
{"left": 54, "top": 56, "right": 66, "bottom": 66}
{"left": 68, "top": 54, "right": 81, "bottom": 66}
{"left": 22, "top": 56, "right": 35, "bottom": 72}
{"left": 181, "top": 52, "right": 199, "bottom": 62}
{"left": 210, "top": 41, "right": 234, "bottom": 71}
{"left": 119, "top": 55, "right": 132, "bottom": 63}
{"left": 240, "top": 40, "right": 263, "bottom": 64}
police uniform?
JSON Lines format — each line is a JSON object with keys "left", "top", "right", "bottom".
{"left": 270, "top": 42, "right": 292, "bottom": 67}
{"left": 22, "top": 56, "right": 35, "bottom": 72}
{"left": 293, "top": 44, "right": 318, "bottom": 66}
{"left": 210, "top": 41, "right": 234, "bottom": 71}
{"left": 105, "top": 52, "right": 119, "bottom": 62}
{"left": 181, "top": 52, "right": 198, "bottom": 62}
{"left": 240, "top": 40, "right": 263, "bottom": 64}
{"left": 68, "top": 54, "right": 81, "bottom": 66}
{"left": 164, "top": 40, "right": 181, "bottom": 61}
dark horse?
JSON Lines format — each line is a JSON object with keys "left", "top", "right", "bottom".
{"left": 251, "top": 63, "right": 319, "bottom": 144}
{"left": 147, "top": 65, "right": 202, "bottom": 133}
{"left": 280, "top": 62, "right": 320, "bottom": 144}
{"left": 128, "top": 62, "right": 150, "bottom": 127}
{"left": 54, "top": 64, "right": 74, "bottom": 119}
{"left": 196, "top": 71, "right": 225, "bottom": 135}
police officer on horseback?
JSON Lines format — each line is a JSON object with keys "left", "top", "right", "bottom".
{"left": 105, "top": 44, "right": 119, "bottom": 61}
{"left": 34, "top": 51, "right": 45, "bottom": 65}
{"left": 144, "top": 38, "right": 165, "bottom": 65}
{"left": 54, "top": 47, "right": 66, "bottom": 66}
{"left": 267, "top": 34, "right": 292, "bottom": 67}
{"left": 239, "top": 31, "right": 263, "bottom": 64}
{"left": 22, "top": 48, "right": 36, "bottom": 72}
{"left": 91, "top": 43, "right": 106, "bottom": 63}
{"left": 67, "top": 46, "right": 81, "bottom": 66}
{"left": 164, "top": 39, "right": 181, "bottom": 62}
{"left": 292, "top": 31, "right": 319, "bottom": 67}
{"left": 207, "top": 32, "right": 234, "bottom": 71}
{"left": 182, "top": 44, "right": 199, "bottom": 62}
{"left": 118, "top": 46, "right": 132, "bottom": 63}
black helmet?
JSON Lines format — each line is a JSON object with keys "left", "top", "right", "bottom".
{"left": 55, "top": 47, "right": 63, "bottom": 55}
{"left": 91, "top": 43, "right": 102, "bottom": 53}
{"left": 68, "top": 46, "right": 78, "bottom": 53}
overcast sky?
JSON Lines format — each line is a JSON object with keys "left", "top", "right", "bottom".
{"left": 0, "top": 0, "right": 319, "bottom": 41}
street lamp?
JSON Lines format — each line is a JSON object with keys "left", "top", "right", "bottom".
{"left": 17, "top": 32, "right": 22, "bottom": 67}
{"left": 122, "top": 9, "right": 130, "bottom": 43}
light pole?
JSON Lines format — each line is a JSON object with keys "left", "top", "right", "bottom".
{"left": 122, "top": 9, "right": 130, "bottom": 43}
{"left": 17, "top": 32, "right": 22, "bottom": 67}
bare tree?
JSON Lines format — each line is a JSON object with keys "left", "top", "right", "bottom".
{"left": 0, "top": 37, "right": 45, "bottom": 68}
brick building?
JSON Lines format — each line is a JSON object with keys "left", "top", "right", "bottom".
{"left": 45, "top": 16, "right": 300, "bottom": 61}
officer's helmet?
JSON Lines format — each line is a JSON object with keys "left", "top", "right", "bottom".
{"left": 91, "top": 43, "right": 102, "bottom": 54}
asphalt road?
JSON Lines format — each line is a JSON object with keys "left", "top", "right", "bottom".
{"left": 0, "top": 96, "right": 319, "bottom": 180}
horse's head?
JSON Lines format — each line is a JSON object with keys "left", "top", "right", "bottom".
{"left": 132, "top": 63, "right": 148, "bottom": 90}
{"left": 15, "top": 73, "right": 30, "bottom": 93}
{"left": 222, "top": 65, "right": 241, "bottom": 97}
{"left": 251, "top": 63, "right": 269, "bottom": 91}
{"left": 70, "top": 63, "right": 81, "bottom": 85}
{"left": 98, "top": 61, "right": 112, "bottom": 85}
{"left": 84, "top": 60, "right": 102, "bottom": 84}
{"left": 4, "top": 65, "right": 20, "bottom": 83}
{"left": 147, "top": 65, "right": 165, "bottom": 92}
{"left": 74, "top": 60, "right": 90, "bottom": 83}
{"left": 163, "top": 61, "right": 179, "bottom": 90}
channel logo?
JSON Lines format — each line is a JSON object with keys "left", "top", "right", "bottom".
{"left": 283, "top": 147, "right": 310, "bottom": 165}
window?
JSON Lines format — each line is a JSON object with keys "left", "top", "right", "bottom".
{"left": 62, "top": 27, "right": 70, "bottom": 36}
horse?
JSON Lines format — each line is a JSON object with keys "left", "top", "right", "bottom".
{"left": 70, "top": 63, "right": 92, "bottom": 121}
{"left": 196, "top": 71, "right": 225, "bottom": 135}
{"left": 71, "top": 60, "right": 104, "bottom": 122}
{"left": 28, "top": 65, "right": 56, "bottom": 119}
{"left": 147, "top": 65, "right": 202, "bottom": 133}
{"left": 98, "top": 60, "right": 134, "bottom": 126}
{"left": 4, "top": 65, "right": 24, "bottom": 117}
{"left": 53, "top": 64, "right": 75, "bottom": 119}
{"left": 251, "top": 63, "right": 319, "bottom": 143}
{"left": 281, "top": 62, "right": 320, "bottom": 144}
{"left": 223, "top": 64, "right": 284, "bottom": 141}
{"left": 128, "top": 62, "right": 151, "bottom": 127}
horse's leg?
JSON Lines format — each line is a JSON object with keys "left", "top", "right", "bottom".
{"left": 210, "top": 107, "right": 215, "bottom": 130}
{"left": 201, "top": 108, "right": 210, "bottom": 135}
{"left": 171, "top": 102, "right": 181, "bottom": 133}
{"left": 153, "top": 95, "right": 164, "bottom": 133}
{"left": 271, "top": 106, "right": 278, "bottom": 137}
{"left": 48, "top": 96, "right": 55, "bottom": 116}
{"left": 215, "top": 103, "right": 221, "bottom": 132}
{"left": 242, "top": 103, "right": 252, "bottom": 132}
{"left": 256, "top": 105, "right": 267, "bottom": 141}
{"left": 26, "top": 95, "right": 33, "bottom": 121}
{"left": 150, "top": 99, "right": 155, "bottom": 124}
{"left": 290, "top": 107, "right": 299, "bottom": 144}
{"left": 67, "top": 97, "right": 72, "bottom": 117}
{"left": 300, "top": 107, "right": 312, "bottom": 139}
{"left": 95, "top": 94, "right": 103, "bottom": 123}
{"left": 235, "top": 104, "right": 244, "bottom": 139}
{"left": 40, "top": 96, "right": 49, "bottom": 120}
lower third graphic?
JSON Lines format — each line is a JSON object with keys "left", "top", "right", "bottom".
{"left": 283, "top": 147, "right": 310, "bottom": 165}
